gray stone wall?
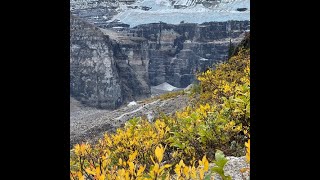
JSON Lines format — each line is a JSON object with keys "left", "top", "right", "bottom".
{"left": 70, "top": 15, "right": 123, "bottom": 109}
{"left": 131, "top": 21, "right": 250, "bottom": 87}
{"left": 70, "top": 15, "right": 150, "bottom": 109}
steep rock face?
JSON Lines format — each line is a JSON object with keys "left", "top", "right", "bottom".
{"left": 131, "top": 21, "right": 250, "bottom": 87}
{"left": 106, "top": 31, "right": 151, "bottom": 102}
{"left": 70, "top": 0, "right": 250, "bottom": 91}
{"left": 70, "top": 15, "right": 150, "bottom": 109}
{"left": 70, "top": 10, "right": 250, "bottom": 108}
{"left": 70, "top": 15, "right": 123, "bottom": 109}
{"left": 70, "top": 16, "right": 249, "bottom": 109}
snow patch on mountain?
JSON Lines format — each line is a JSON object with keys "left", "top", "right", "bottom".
{"left": 127, "top": 101, "right": 138, "bottom": 107}
{"left": 108, "top": 0, "right": 250, "bottom": 27}
{"left": 152, "top": 82, "right": 178, "bottom": 91}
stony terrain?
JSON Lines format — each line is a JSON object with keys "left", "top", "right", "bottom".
{"left": 211, "top": 156, "right": 250, "bottom": 180}
{"left": 70, "top": 93, "right": 190, "bottom": 148}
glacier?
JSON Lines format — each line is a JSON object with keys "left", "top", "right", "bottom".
{"left": 110, "top": 0, "right": 250, "bottom": 27}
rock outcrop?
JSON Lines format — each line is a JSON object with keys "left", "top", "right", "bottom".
{"left": 105, "top": 29, "right": 151, "bottom": 102}
{"left": 70, "top": 15, "right": 150, "bottom": 109}
{"left": 70, "top": 15, "right": 122, "bottom": 109}
{"left": 131, "top": 21, "right": 250, "bottom": 87}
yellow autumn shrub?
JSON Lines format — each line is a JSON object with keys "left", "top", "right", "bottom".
{"left": 245, "top": 139, "right": 250, "bottom": 163}
{"left": 70, "top": 47, "right": 250, "bottom": 179}
{"left": 197, "top": 48, "right": 250, "bottom": 104}
{"left": 71, "top": 144, "right": 211, "bottom": 180}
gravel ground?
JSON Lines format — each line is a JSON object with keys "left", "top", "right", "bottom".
{"left": 70, "top": 94, "right": 190, "bottom": 148}
{"left": 211, "top": 156, "right": 250, "bottom": 180}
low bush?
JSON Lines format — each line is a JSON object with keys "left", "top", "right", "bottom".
{"left": 70, "top": 48, "right": 250, "bottom": 180}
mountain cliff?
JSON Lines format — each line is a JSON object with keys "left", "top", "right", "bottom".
{"left": 70, "top": 15, "right": 151, "bottom": 109}
{"left": 70, "top": 0, "right": 250, "bottom": 109}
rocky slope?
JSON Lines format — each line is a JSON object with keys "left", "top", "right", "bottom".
{"left": 70, "top": 93, "right": 189, "bottom": 148}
